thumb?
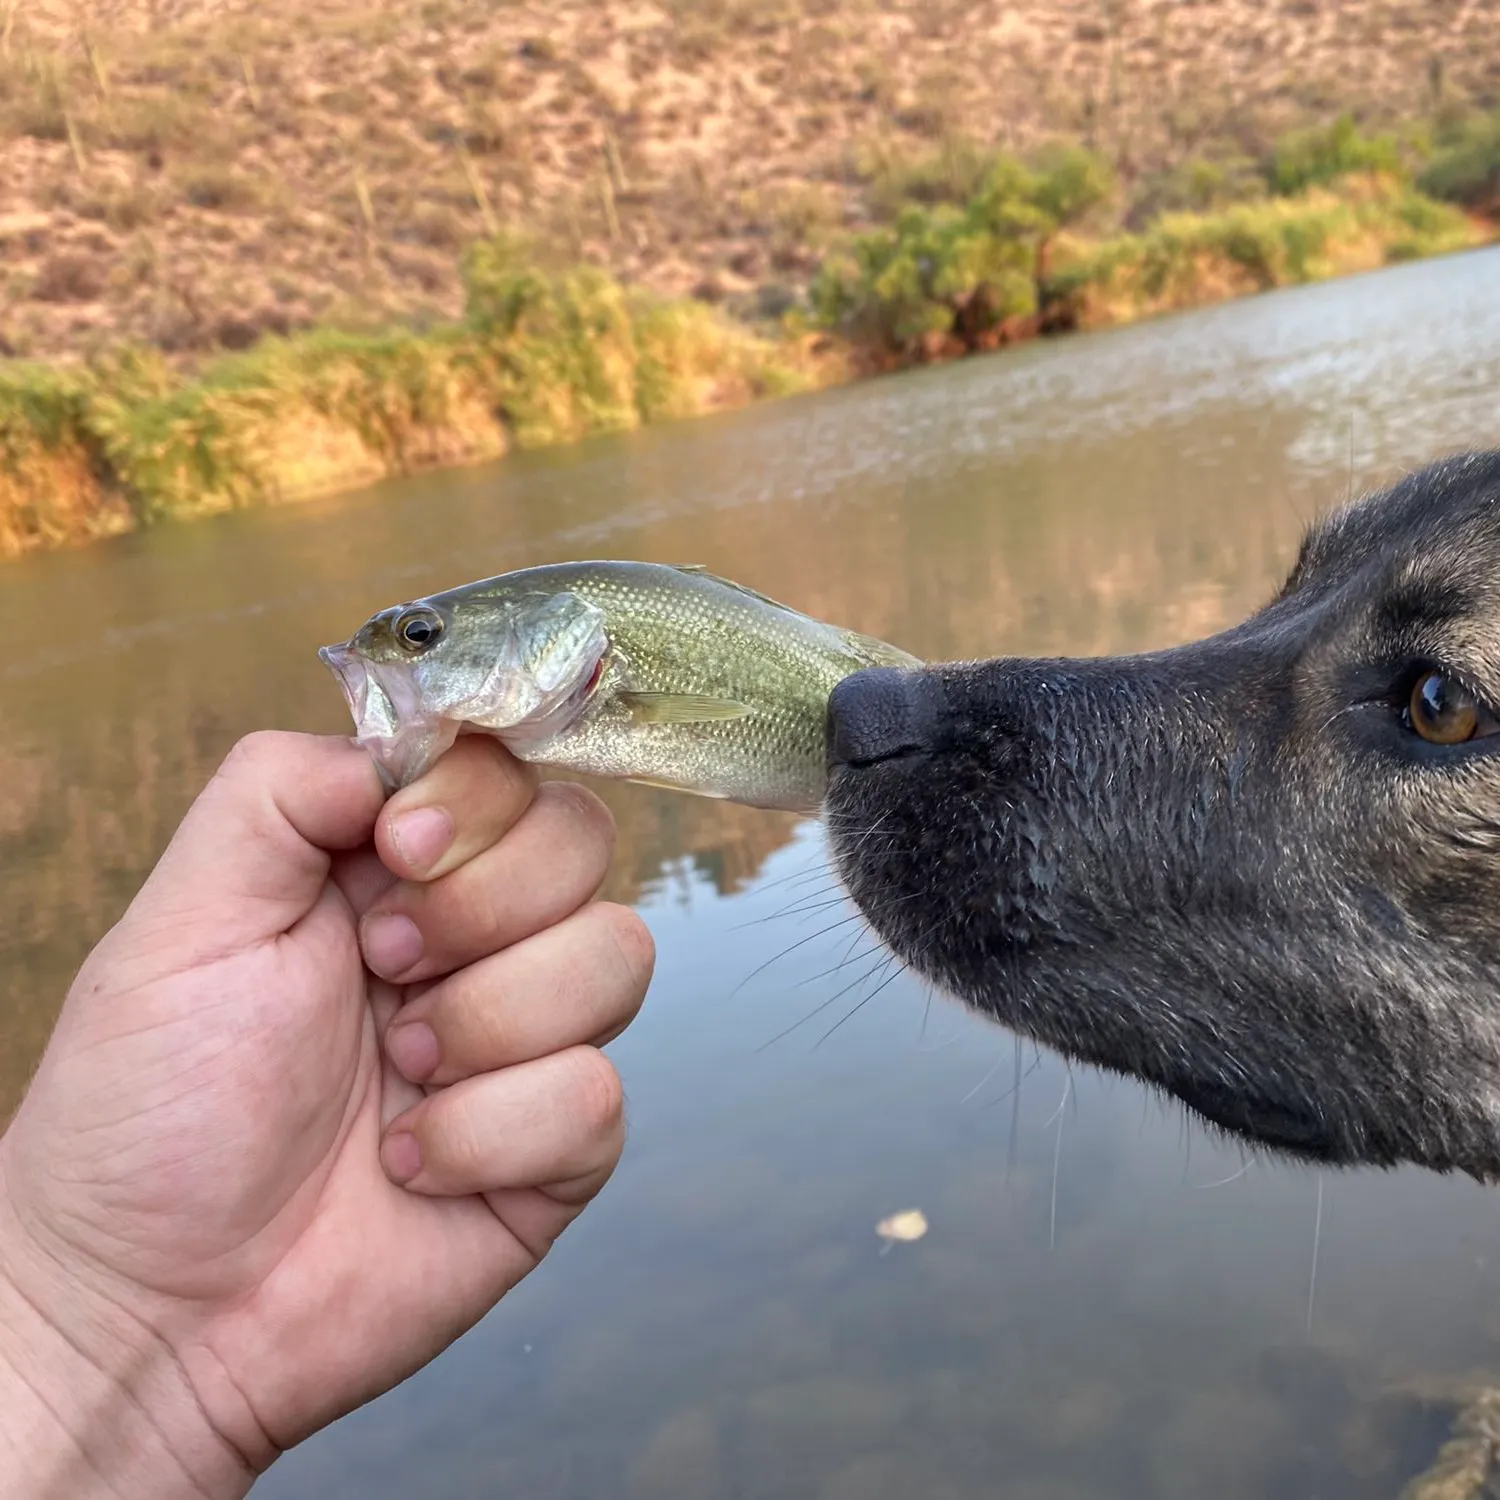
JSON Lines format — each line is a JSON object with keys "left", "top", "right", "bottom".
{"left": 116, "top": 731, "right": 386, "bottom": 969}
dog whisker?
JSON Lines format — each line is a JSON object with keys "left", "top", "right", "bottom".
{"left": 1306, "top": 1173, "right": 1324, "bottom": 1338}
{"left": 814, "top": 955, "right": 908, "bottom": 1048}
{"left": 1187, "top": 1158, "right": 1256, "bottom": 1190}
{"left": 1049, "top": 1073, "right": 1071, "bottom": 1252}
{"left": 753, "top": 948, "right": 897, "bottom": 1052}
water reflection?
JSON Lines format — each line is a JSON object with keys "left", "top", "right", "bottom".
{"left": 7, "top": 249, "right": 1500, "bottom": 1496}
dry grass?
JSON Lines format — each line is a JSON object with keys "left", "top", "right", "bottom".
{"left": 2, "top": 0, "right": 1498, "bottom": 362}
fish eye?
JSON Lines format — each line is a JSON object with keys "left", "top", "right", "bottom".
{"left": 1405, "top": 669, "right": 1498, "bottom": 746}
{"left": 394, "top": 607, "right": 444, "bottom": 652}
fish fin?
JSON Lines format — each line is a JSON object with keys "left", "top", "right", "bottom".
{"left": 673, "top": 567, "right": 920, "bottom": 659}
{"left": 842, "top": 630, "right": 924, "bottom": 669}
{"left": 669, "top": 565, "right": 796, "bottom": 611}
{"left": 624, "top": 772, "right": 732, "bottom": 800}
{"left": 618, "top": 690, "right": 753, "bottom": 724}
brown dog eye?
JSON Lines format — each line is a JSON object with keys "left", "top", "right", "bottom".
{"left": 395, "top": 608, "right": 443, "bottom": 652}
{"left": 1409, "top": 671, "right": 1480, "bottom": 744}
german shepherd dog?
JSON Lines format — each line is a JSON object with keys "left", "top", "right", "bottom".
{"left": 826, "top": 452, "right": 1500, "bottom": 1181}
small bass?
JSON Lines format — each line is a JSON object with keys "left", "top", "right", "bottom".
{"left": 319, "top": 560, "right": 921, "bottom": 812}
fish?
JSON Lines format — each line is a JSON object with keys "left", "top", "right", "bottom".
{"left": 318, "top": 560, "right": 922, "bottom": 812}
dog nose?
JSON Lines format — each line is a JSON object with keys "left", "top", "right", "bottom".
{"left": 827, "top": 668, "right": 932, "bottom": 768}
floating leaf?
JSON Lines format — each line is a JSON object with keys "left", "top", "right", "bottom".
{"left": 875, "top": 1209, "right": 928, "bottom": 1243}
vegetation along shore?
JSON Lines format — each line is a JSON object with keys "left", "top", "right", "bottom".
{"left": 4, "top": 0, "right": 1500, "bottom": 558}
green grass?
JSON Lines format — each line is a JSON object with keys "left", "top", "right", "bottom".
{"left": 1050, "top": 175, "right": 1477, "bottom": 323}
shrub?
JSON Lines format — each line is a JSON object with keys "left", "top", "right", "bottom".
{"left": 1266, "top": 114, "right": 1403, "bottom": 196}
{"left": 1125, "top": 155, "right": 1267, "bottom": 228}
{"left": 0, "top": 364, "right": 128, "bottom": 553}
{"left": 0, "top": 211, "right": 827, "bottom": 557}
{"left": 863, "top": 136, "right": 1000, "bottom": 220}
{"left": 31, "top": 252, "right": 109, "bottom": 303}
{"left": 1418, "top": 111, "right": 1500, "bottom": 210}
{"left": 177, "top": 166, "right": 265, "bottom": 213}
{"left": 463, "top": 235, "right": 639, "bottom": 443}
{"left": 812, "top": 146, "right": 1112, "bottom": 356}
{"left": 1057, "top": 177, "right": 1476, "bottom": 325}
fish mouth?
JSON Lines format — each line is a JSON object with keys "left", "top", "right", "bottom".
{"left": 319, "top": 641, "right": 370, "bottom": 724}
{"left": 317, "top": 618, "right": 608, "bottom": 789}
{"left": 319, "top": 637, "right": 459, "bottom": 790}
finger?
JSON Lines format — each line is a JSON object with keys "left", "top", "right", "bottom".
{"left": 117, "top": 733, "right": 385, "bottom": 969}
{"left": 481, "top": 1171, "right": 617, "bottom": 1265}
{"left": 383, "top": 903, "right": 654, "bottom": 1085}
{"left": 380, "top": 1047, "right": 625, "bottom": 1197}
{"left": 330, "top": 846, "right": 397, "bottom": 917}
{"left": 359, "top": 782, "right": 615, "bottom": 983}
{"left": 375, "top": 737, "right": 539, "bottom": 883}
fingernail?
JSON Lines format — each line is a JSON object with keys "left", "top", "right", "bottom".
{"left": 389, "top": 806, "right": 454, "bottom": 875}
{"left": 386, "top": 1020, "right": 439, "bottom": 1083}
{"left": 381, "top": 1131, "right": 422, "bottom": 1185}
{"left": 361, "top": 912, "right": 423, "bottom": 978}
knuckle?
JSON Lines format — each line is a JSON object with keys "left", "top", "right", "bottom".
{"left": 442, "top": 978, "right": 513, "bottom": 1063}
{"left": 596, "top": 904, "right": 655, "bottom": 995}
{"left": 545, "top": 782, "right": 618, "bottom": 860}
{"left": 402, "top": 736, "right": 534, "bottom": 812}
{"left": 589, "top": 1141, "right": 625, "bottom": 1191}
{"left": 218, "top": 729, "right": 292, "bottom": 782}
{"left": 208, "top": 732, "right": 311, "bottom": 840}
{"left": 421, "top": 1092, "right": 486, "bottom": 1179}
{"left": 567, "top": 1048, "right": 624, "bottom": 1135}
{"left": 473, "top": 867, "right": 513, "bottom": 942}
{"left": 457, "top": 736, "right": 538, "bottom": 814}
{"left": 459, "top": 733, "right": 523, "bottom": 783}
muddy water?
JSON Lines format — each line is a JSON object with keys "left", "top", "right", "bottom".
{"left": 8, "top": 249, "right": 1500, "bottom": 1498}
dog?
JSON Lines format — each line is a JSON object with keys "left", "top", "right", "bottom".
{"left": 825, "top": 450, "right": 1500, "bottom": 1182}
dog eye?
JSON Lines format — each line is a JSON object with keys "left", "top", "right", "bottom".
{"left": 1406, "top": 671, "right": 1496, "bottom": 745}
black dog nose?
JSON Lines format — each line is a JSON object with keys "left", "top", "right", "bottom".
{"left": 827, "top": 667, "right": 933, "bottom": 768}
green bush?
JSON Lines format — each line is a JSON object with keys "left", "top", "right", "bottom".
{"left": 812, "top": 145, "right": 1112, "bottom": 355}
{"left": 75, "top": 346, "right": 287, "bottom": 518}
{"left": 1125, "top": 155, "right": 1267, "bottom": 227}
{"left": 862, "top": 135, "right": 1000, "bottom": 220}
{"left": 1060, "top": 178, "right": 1475, "bottom": 318}
{"left": 1026, "top": 143, "right": 1114, "bottom": 232}
{"left": 1266, "top": 114, "right": 1402, "bottom": 196}
{"left": 0, "top": 364, "right": 96, "bottom": 457}
{"left": 811, "top": 203, "right": 1033, "bottom": 351}
{"left": 463, "top": 236, "right": 639, "bottom": 444}
{"left": 0, "top": 361, "right": 139, "bottom": 551}
{"left": 1418, "top": 111, "right": 1500, "bottom": 209}
{"left": 465, "top": 236, "right": 812, "bottom": 439}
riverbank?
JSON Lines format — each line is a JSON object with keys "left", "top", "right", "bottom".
{"left": 8, "top": 0, "right": 1500, "bottom": 558}
{"left": 3, "top": 151, "right": 1490, "bottom": 560}
{"left": 1, "top": 243, "right": 839, "bottom": 555}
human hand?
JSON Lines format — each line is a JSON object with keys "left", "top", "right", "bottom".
{"left": 0, "top": 732, "right": 653, "bottom": 1497}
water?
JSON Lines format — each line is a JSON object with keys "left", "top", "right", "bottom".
{"left": 8, "top": 250, "right": 1500, "bottom": 1497}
